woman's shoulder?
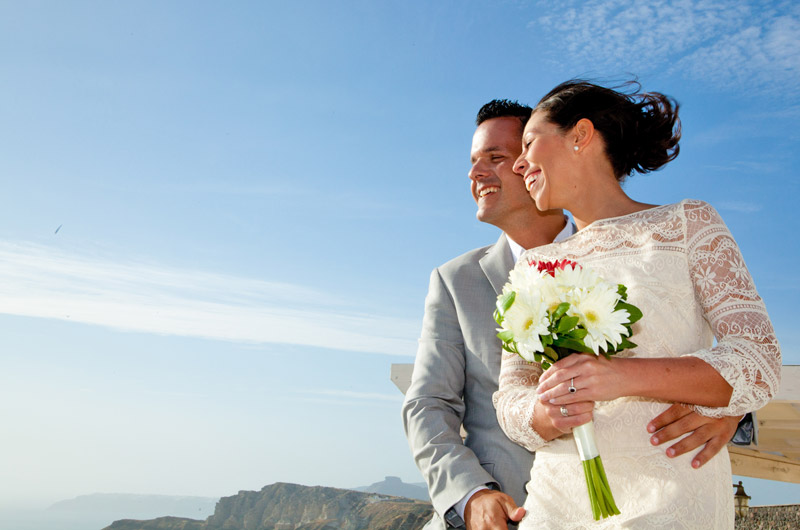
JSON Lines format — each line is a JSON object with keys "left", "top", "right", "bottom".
{"left": 646, "top": 198, "right": 716, "bottom": 216}
{"left": 634, "top": 199, "right": 724, "bottom": 226}
{"left": 674, "top": 199, "right": 726, "bottom": 225}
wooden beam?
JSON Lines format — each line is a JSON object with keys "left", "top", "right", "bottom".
{"left": 729, "top": 446, "right": 800, "bottom": 483}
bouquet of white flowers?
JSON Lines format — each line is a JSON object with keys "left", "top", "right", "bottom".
{"left": 494, "top": 258, "right": 642, "bottom": 520}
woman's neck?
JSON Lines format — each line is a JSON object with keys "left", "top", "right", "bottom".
{"left": 569, "top": 179, "right": 656, "bottom": 230}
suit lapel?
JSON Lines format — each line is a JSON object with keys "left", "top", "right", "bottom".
{"left": 479, "top": 234, "right": 514, "bottom": 295}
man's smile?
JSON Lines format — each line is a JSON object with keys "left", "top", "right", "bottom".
{"left": 478, "top": 186, "right": 500, "bottom": 198}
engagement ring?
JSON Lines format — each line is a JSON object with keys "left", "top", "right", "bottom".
{"left": 560, "top": 406, "right": 569, "bottom": 417}
{"left": 569, "top": 377, "right": 577, "bottom": 394}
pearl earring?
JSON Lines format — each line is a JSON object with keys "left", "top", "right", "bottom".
{"left": 573, "top": 146, "right": 579, "bottom": 152}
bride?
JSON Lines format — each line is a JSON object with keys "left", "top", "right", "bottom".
{"left": 492, "top": 80, "right": 781, "bottom": 528}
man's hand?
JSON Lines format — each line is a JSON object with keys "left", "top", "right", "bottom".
{"left": 464, "top": 489, "right": 525, "bottom": 530}
{"left": 647, "top": 403, "right": 741, "bottom": 469}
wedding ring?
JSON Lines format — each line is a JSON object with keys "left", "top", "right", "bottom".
{"left": 568, "top": 377, "right": 577, "bottom": 394}
{"left": 560, "top": 406, "right": 569, "bottom": 417}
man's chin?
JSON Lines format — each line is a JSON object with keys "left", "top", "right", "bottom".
{"left": 476, "top": 210, "right": 500, "bottom": 226}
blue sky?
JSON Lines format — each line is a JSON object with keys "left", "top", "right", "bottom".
{"left": 0, "top": 0, "right": 798, "bottom": 510}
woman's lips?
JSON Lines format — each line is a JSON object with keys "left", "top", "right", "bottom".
{"left": 524, "top": 171, "right": 540, "bottom": 191}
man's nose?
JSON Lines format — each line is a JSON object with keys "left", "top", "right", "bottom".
{"left": 469, "top": 161, "right": 488, "bottom": 181}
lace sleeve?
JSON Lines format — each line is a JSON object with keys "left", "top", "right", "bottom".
{"left": 683, "top": 200, "right": 781, "bottom": 417}
{"left": 492, "top": 349, "right": 547, "bottom": 452}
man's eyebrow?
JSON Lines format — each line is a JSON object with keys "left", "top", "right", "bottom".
{"left": 470, "top": 146, "right": 503, "bottom": 163}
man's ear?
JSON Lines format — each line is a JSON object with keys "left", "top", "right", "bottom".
{"left": 571, "top": 118, "right": 596, "bottom": 153}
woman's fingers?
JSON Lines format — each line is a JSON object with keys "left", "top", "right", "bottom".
{"left": 538, "top": 353, "right": 623, "bottom": 403}
{"left": 538, "top": 353, "right": 602, "bottom": 389}
{"left": 538, "top": 354, "right": 586, "bottom": 385}
{"left": 544, "top": 401, "right": 594, "bottom": 433}
{"left": 538, "top": 374, "right": 592, "bottom": 403}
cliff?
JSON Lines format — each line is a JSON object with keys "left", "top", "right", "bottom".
{"left": 353, "top": 476, "right": 429, "bottom": 501}
{"left": 104, "top": 482, "right": 432, "bottom": 530}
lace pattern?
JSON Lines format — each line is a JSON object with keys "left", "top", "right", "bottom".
{"left": 492, "top": 200, "right": 780, "bottom": 528}
{"left": 492, "top": 352, "right": 547, "bottom": 451}
{"left": 682, "top": 200, "right": 780, "bottom": 417}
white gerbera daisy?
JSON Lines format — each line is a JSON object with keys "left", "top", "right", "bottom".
{"left": 554, "top": 263, "right": 598, "bottom": 292}
{"left": 501, "top": 291, "right": 549, "bottom": 362}
{"left": 530, "top": 271, "right": 564, "bottom": 314}
{"left": 508, "top": 262, "right": 547, "bottom": 291}
{"left": 571, "top": 283, "right": 630, "bottom": 354}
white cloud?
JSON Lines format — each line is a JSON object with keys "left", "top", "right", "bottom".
{"left": 301, "top": 389, "right": 403, "bottom": 403}
{"left": 0, "top": 241, "right": 418, "bottom": 357}
{"left": 533, "top": 0, "right": 800, "bottom": 97}
{"left": 714, "top": 200, "right": 763, "bottom": 213}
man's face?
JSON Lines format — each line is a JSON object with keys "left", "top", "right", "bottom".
{"left": 469, "top": 116, "right": 534, "bottom": 228}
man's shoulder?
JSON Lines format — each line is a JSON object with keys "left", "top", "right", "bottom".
{"left": 436, "top": 242, "right": 496, "bottom": 275}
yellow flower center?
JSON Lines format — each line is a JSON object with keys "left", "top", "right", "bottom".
{"left": 585, "top": 310, "right": 598, "bottom": 324}
{"left": 524, "top": 318, "right": 534, "bottom": 331}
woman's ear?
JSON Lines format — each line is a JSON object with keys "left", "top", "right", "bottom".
{"left": 572, "top": 118, "right": 596, "bottom": 153}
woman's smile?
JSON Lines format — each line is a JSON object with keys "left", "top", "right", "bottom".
{"left": 524, "top": 170, "right": 541, "bottom": 192}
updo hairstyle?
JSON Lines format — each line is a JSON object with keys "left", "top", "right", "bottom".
{"left": 534, "top": 80, "right": 681, "bottom": 181}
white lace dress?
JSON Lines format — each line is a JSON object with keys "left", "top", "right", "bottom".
{"left": 493, "top": 200, "right": 781, "bottom": 529}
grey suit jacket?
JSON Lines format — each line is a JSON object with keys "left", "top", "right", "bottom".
{"left": 402, "top": 235, "right": 534, "bottom": 529}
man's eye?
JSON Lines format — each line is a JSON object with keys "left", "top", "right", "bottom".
{"left": 491, "top": 156, "right": 504, "bottom": 162}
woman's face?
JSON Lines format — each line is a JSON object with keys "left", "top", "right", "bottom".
{"left": 513, "top": 111, "right": 575, "bottom": 212}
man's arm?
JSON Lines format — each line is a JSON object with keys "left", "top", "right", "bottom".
{"left": 647, "top": 404, "right": 741, "bottom": 468}
{"left": 402, "top": 268, "right": 513, "bottom": 526}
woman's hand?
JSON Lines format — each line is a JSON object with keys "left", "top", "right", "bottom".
{"left": 532, "top": 392, "right": 595, "bottom": 440}
{"left": 537, "top": 354, "right": 732, "bottom": 408}
{"left": 536, "top": 353, "right": 632, "bottom": 405}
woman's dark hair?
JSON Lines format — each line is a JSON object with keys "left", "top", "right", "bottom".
{"left": 534, "top": 80, "right": 681, "bottom": 180}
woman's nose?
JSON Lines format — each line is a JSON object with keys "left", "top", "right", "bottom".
{"left": 513, "top": 155, "right": 527, "bottom": 175}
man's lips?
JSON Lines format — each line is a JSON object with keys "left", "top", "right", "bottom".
{"left": 478, "top": 186, "right": 500, "bottom": 198}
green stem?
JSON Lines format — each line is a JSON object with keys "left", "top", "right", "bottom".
{"left": 596, "top": 457, "right": 620, "bottom": 515}
{"left": 582, "top": 459, "right": 600, "bottom": 520}
{"left": 589, "top": 458, "right": 609, "bottom": 519}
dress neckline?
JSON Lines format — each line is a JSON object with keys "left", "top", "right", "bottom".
{"left": 571, "top": 202, "right": 677, "bottom": 234}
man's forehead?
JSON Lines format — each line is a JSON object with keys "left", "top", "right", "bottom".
{"left": 470, "top": 144, "right": 504, "bottom": 162}
{"left": 471, "top": 125, "right": 521, "bottom": 161}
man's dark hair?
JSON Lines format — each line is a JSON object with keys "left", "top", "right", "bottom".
{"left": 475, "top": 99, "right": 532, "bottom": 128}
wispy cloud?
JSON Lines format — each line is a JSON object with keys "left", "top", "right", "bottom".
{"left": 0, "top": 241, "right": 417, "bottom": 356}
{"left": 301, "top": 389, "right": 404, "bottom": 403}
{"left": 714, "top": 201, "right": 763, "bottom": 213}
{"left": 699, "top": 159, "right": 784, "bottom": 174}
{"left": 533, "top": 0, "right": 800, "bottom": 98}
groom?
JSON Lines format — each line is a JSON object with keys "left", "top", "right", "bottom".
{"left": 402, "top": 100, "right": 742, "bottom": 530}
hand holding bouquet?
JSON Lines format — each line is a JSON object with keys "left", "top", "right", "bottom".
{"left": 494, "top": 259, "right": 642, "bottom": 520}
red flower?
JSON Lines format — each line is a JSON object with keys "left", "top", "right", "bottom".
{"left": 528, "top": 259, "right": 580, "bottom": 276}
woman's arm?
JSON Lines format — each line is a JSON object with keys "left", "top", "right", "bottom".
{"left": 536, "top": 354, "right": 731, "bottom": 406}
{"left": 537, "top": 200, "right": 781, "bottom": 416}
{"left": 493, "top": 350, "right": 596, "bottom": 447}
{"left": 680, "top": 200, "right": 781, "bottom": 417}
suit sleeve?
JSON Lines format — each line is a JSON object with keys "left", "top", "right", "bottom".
{"left": 402, "top": 268, "right": 498, "bottom": 517}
